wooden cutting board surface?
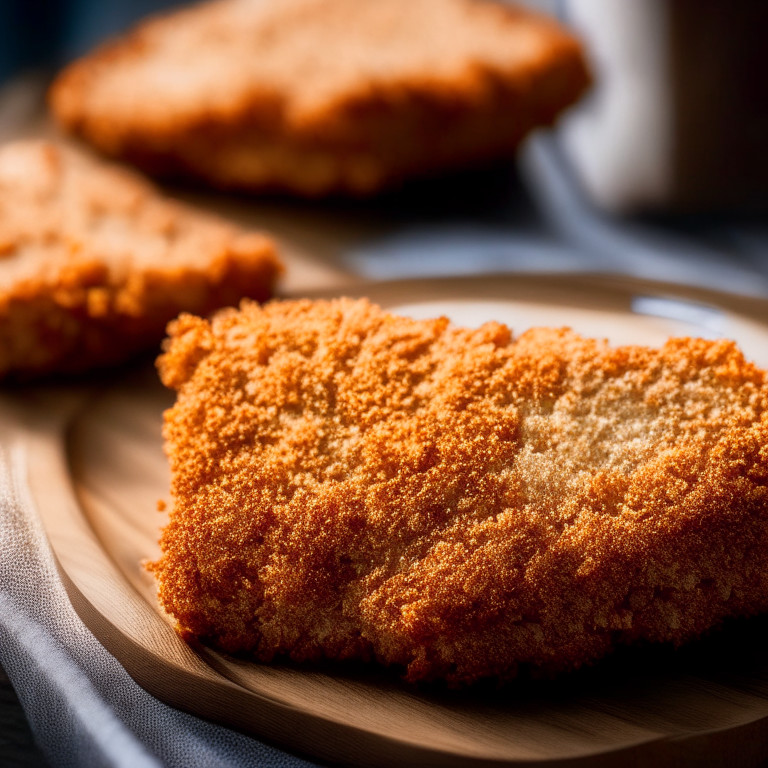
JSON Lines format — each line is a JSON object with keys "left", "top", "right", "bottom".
{"left": 14, "top": 274, "right": 768, "bottom": 768}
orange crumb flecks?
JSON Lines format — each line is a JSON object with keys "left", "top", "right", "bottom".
{"left": 50, "top": 0, "right": 590, "bottom": 196}
{"left": 150, "top": 298, "right": 768, "bottom": 685}
{"left": 0, "top": 139, "right": 281, "bottom": 379}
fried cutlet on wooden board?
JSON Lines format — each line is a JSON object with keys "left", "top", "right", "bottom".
{"left": 0, "top": 140, "right": 281, "bottom": 379}
{"left": 50, "top": 0, "right": 590, "bottom": 196}
{"left": 150, "top": 298, "right": 768, "bottom": 685}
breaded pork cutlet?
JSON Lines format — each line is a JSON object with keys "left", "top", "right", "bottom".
{"left": 0, "top": 140, "right": 280, "bottom": 379}
{"left": 151, "top": 298, "right": 768, "bottom": 686}
{"left": 50, "top": 0, "right": 590, "bottom": 196}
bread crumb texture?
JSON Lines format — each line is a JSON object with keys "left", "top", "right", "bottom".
{"left": 51, "top": 0, "right": 590, "bottom": 196}
{"left": 152, "top": 298, "right": 768, "bottom": 685}
{"left": 0, "top": 140, "right": 280, "bottom": 378}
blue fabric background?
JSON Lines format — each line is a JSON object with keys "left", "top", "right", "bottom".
{"left": 0, "top": 0, "right": 183, "bottom": 81}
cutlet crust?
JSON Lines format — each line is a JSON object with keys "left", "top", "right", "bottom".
{"left": 152, "top": 299, "right": 768, "bottom": 685}
{"left": 51, "top": 0, "right": 590, "bottom": 196}
{"left": 0, "top": 140, "right": 281, "bottom": 378}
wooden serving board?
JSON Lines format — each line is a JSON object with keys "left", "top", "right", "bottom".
{"left": 11, "top": 274, "right": 768, "bottom": 768}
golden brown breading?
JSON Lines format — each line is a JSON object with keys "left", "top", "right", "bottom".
{"left": 0, "top": 140, "right": 281, "bottom": 379}
{"left": 151, "top": 298, "right": 768, "bottom": 685}
{"left": 50, "top": 0, "right": 590, "bottom": 196}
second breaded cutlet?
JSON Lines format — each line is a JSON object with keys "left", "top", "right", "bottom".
{"left": 51, "top": 0, "right": 590, "bottom": 196}
{"left": 152, "top": 298, "right": 768, "bottom": 685}
{"left": 0, "top": 140, "right": 281, "bottom": 379}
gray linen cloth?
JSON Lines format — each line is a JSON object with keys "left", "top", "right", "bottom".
{"left": 1, "top": 2, "right": 767, "bottom": 760}
{"left": 0, "top": 444, "right": 317, "bottom": 768}
{"left": 0, "top": 73, "right": 314, "bottom": 768}
{"left": 1, "top": 89, "right": 768, "bottom": 766}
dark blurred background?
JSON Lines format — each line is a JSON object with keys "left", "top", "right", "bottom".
{"left": 0, "top": 4, "right": 767, "bottom": 767}
{"left": 1, "top": 0, "right": 767, "bottom": 297}
{"left": 2, "top": 0, "right": 767, "bottom": 214}
{"left": 0, "top": 0, "right": 182, "bottom": 77}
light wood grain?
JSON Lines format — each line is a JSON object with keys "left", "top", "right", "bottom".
{"left": 13, "top": 275, "right": 768, "bottom": 767}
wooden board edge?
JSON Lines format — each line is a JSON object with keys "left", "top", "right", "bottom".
{"left": 12, "top": 273, "right": 768, "bottom": 768}
{"left": 280, "top": 272, "right": 768, "bottom": 327}
{"left": 17, "top": 407, "right": 608, "bottom": 768}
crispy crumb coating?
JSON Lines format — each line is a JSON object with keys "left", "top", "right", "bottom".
{"left": 0, "top": 140, "right": 281, "bottom": 378}
{"left": 152, "top": 298, "right": 768, "bottom": 685}
{"left": 50, "top": 0, "right": 590, "bottom": 196}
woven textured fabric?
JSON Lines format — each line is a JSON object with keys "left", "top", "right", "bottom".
{"left": 0, "top": 444, "right": 317, "bottom": 768}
